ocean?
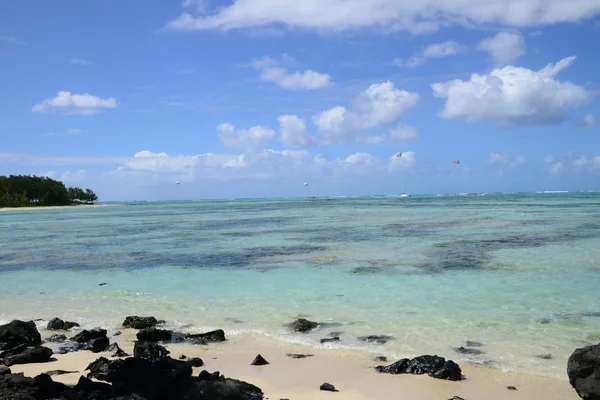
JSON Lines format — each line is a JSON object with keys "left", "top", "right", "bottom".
{"left": 1, "top": 192, "right": 599, "bottom": 378}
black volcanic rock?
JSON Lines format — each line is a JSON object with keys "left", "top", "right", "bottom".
{"left": 320, "top": 383, "right": 338, "bottom": 392}
{"left": 137, "top": 327, "right": 173, "bottom": 342}
{"left": 376, "top": 355, "right": 463, "bottom": 381}
{"left": 250, "top": 354, "right": 269, "bottom": 366}
{"left": 453, "top": 346, "right": 485, "bottom": 355}
{"left": 133, "top": 341, "right": 170, "bottom": 362}
{"left": 184, "top": 329, "right": 226, "bottom": 345}
{"left": 122, "top": 316, "right": 158, "bottom": 330}
{"left": 287, "top": 354, "right": 313, "bottom": 359}
{"left": 3, "top": 346, "right": 53, "bottom": 366}
{"left": 0, "top": 320, "right": 42, "bottom": 350}
{"left": 108, "top": 342, "right": 129, "bottom": 358}
{"left": 187, "top": 357, "right": 204, "bottom": 367}
{"left": 47, "top": 317, "right": 80, "bottom": 331}
{"left": 358, "top": 335, "right": 394, "bottom": 344}
{"left": 320, "top": 337, "right": 340, "bottom": 344}
{"left": 288, "top": 318, "right": 318, "bottom": 333}
{"left": 84, "top": 336, "right": 110, "bottom": 353}
{"left": 70, "top": 329, "right": 108, "bottom": 343}
{"left": 567, "top": 342, "right": 600, "bottom": 400}
{"left": 47, "top": 334, "right": 67, "bottom": 342}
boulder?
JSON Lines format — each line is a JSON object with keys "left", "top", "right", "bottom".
{"left": 567, "top": 343, "right": 600, "bottom": 400}
{"left": 3, "top": 346, "right": 53, "bottom": 367}
{"left": 187, "top": 357, "right": 204, "bottom": 367}
{"left": 46, "top": 317, "right": 80, "bottom": 331}
{"left": 171, "top": 370, "right": 264, "bottom": 400}
{"left": 184, "top": 329, "right": 226, "bottom": 345}
{"left": 47, "top": 334, "right": 67, "bottom": 342}
{"left": 137, "top": 328, "right": 173, "bottom": 342}
{"left": 0, "top": 320, "right": 42, "bottom": 350}
{"left": 288, "top": 318, "right": 318, "bottom": 333}
{"left": 73, "top": 375, "right": 113, "bottom": 397}
{"left": 376, "top": 355, "right": 463, "bottom": 381}
{"left": 0, "top": 367, "right": 10, "bottom": 375}
{"left": 320, "top": 337, "right": 340, "bottom": 344}
{"left": 0, "top": 343, "right": 27, "bottom": 360}
{"left": 70, "top": 329, "right": 108, "bottom": 343}
{"left": 122, "top": 316, "right": 158, "bottom": 330}
{"left": 83, "top": 336, "right": 110, "bottom": 353}
{"left": 108, "top": 342, "right": 129, "bottom": 357}
{"left": 453, "top": 346, "right": 485, "bottom": 355}
{"left": 133, "top": 341, "right": 170, "bottom": 362}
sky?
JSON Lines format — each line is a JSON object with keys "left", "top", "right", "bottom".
{"left": 1, "top": 1, "right": 600, "bottom": 200}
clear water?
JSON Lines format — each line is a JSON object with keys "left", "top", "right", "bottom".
{"left": 1, "top": 193, "right": 600, "bottom": 378}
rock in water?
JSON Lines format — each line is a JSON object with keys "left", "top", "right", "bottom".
{"left": 136, "top": 327, "right": 173, "bottom": 342}
{"left": 358, "top": 335, "right": 394, "bottom": 344}
{"left": 568, "top": 343, "right": 600, "bottom": 400}
{"left": 453, "top": 346, "right": 485, "bottom": 355}
{"left": 376, "top": 355, "right": 463, "bottom": 381}
{"left": 320, "top": 382, "right": 338, "bottom": 392}
{"left": 251, "top": 354, "right": 269, "bottom": 366}
{"left": 46, "top": 318, "right": 80, "bottom": 331}
{"left": 3, "top": 346, "right": 53, "bottom": 366}
{"left": 122, "top": 316, "right": 158, "bottom": 329}
{"left": 288, "top": 318, "right": 318, "bottom": 333}
{"left": 184, "top": 329, "right": 226, "bottom": 344}
{"left": 320, "top": 337, "right": 340, "bottom": 344}
{"left": 0, "top": 320, "right": 42, "bottom": 350}
{"left": 133, "top": 340, "right": 170, "bottom": 362}
{"left": 465, "top": 340, "right": 484, "bottom": 347}
{"left": 84, "top": 337, "right": 110, "bottom": 353}
{"left": 47, "top": 334, "right": 67, "bottom": 343}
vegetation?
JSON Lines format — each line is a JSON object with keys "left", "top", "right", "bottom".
{"left": 0, "top": 175, "right": 98, "bottom": 208}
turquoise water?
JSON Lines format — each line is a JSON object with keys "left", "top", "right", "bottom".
{"left": 1, "top": 193, "right": 600, "bottom": 378}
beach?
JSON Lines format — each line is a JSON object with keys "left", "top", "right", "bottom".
{"left": 7, "top": 327, "right": 579, "bottom": 400}
{"left": 1, "top": 193, "right": 598, "bottom": 398}
{"left": 0, "top": 204, "right": 112, "bottom": 212}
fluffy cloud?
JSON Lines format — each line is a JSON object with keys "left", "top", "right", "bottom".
{"left": 394, "top": 40, "right": 466, "bottom": 67}
{"left": 252, "top": 56, "right": 332, "bottom": 89}
{"left": 32, "top": 91, "right": 118, "bottom": 115}
{"left": 486, "top": 152, "right": 525, "bottom": 167}
{"left": 477, "top": 31, "right": 526, "bottom": 65}
{"left": 432, "top": 56, "right": 592, "bottom": 126}
{"left": 165, "top": 0, "right": 600, "bottom": 34}
{"left": 360, "top": 124, "right": 419, "bottom": 144}
{"left": 277, "top": 115, "right": 316, "bottom": 147}
{"left": 313, "top": 81, "right": 419, "bottom": 143}
{"left": 217, "top": 123, "right": 275, "bottom": 152}
{"left": 388, "top": 151, "right": 416, "bottom": 171}
{"left": 573, "top": 156, "right": 600, "bottom": 170}
{"left": 574, "top": 114, "right": 598, "bottom": 129}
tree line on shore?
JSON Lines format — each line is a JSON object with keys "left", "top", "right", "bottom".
{"left": 0, "top": 175, "right": 98, "bottom": 208}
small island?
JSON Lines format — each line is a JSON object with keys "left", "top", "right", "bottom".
{"left": 0, "top": 175, "right": 98, "bottom": 208}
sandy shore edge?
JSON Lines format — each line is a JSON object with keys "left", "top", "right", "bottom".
{"left": 0, "top": 204, "right": 116, "bottom": 212}
{"left": 8, "top": 330, "right": 579, "bottom": 400}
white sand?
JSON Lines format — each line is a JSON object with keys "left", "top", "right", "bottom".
{"left": 0, "top": 204, "right": 115, "bottom": 212}
{"left": 9, "top": 330, "right": 579, "bottom": 400}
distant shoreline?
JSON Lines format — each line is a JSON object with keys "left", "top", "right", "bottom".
{"left": 0, "top": 204, "right": 115, "bottom": 212}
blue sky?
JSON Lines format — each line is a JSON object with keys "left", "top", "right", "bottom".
{"left": 1, "top": 1, "right": 599, "bottom": 200}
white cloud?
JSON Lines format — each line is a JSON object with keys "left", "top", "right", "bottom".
{"left": 217, "top": 122, "right": 275, "bottom": 152}
{"left": 314, "top": 81, "right": 419, "bottom": 143}
{"left": 251, "top": 56, "right": 332, "bottom": 89}
{"left": 394, "top": 40, "right": 466, "bottom": 68}
{"left": 43, "top": 128, "right": 86, "bottom": 136}
{"left": 432, "top": 56, "right": 592, "bottom": 126}
{"left": 32, "top": 91, "right": 118, "bottom": 116}
{"left": 70, "top": 58, "right": 91, "bottom": 66}
{"left": 477, "top": 31, "right": 526, "bottom": 65}
{"left": 487, "top": 152, "right": 525, "bottom": 167}
{"left": 574, "top": 114, "right": 598, "bottom": 128}
{"left": 164, "top": 0, "right": 600, "bottom": 34}
{"left": 277, "top": 115, "right": 316, "bottom": 147}
{"left": 0, "top": 35, "right": 26, "bottom": 45}
{"left": 388, "top": 151, "right": 417, "bottom": 171}
{"left": 550, "top": 161, "right": 564, "bottom": 174}
{"left": 573, "top": 156, "right": 600, "bottom": 169}
{"left": 360, "top": 124, "right": 419, "bottom": 144}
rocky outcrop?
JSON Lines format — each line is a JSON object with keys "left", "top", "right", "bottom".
{"left": 47, "top": 317, "right": 80, "bottom": 331}
{"left": 137, "top": 328, "right": 173, "bottom": 342}
{"left": 0, "top": 320, "right": 42, "bottom": 350}
{"left": 2, "top": 346, "right": 53, "bottom": 367}
{"left": 567, "top": 342, "right": 600, "bottom": 400}
{"left": 107, "top": 342, "right": 129, "bottom": 358}
{"left": 70, "top": 329, "right": 108, "bottom": 343}
{"left": 70, "top": 329, "right": 110, "bottom": 352}
{"left": 133, "top": 341, "right": 170, "bottom": 362}
{"left": 47, "top": 334, "right": 67, "bottom": 342}
{"left": 288, "top": 318, "right": 318, "bottom": 333}
{"left": 184, "top": 329, "right": 226, "bottom": 344}
{"left": 122, "top": 316, "right": 158, "bottom": 330}
{"left": 187, "top": 357, "right": 204, "bottom": 367}
{"left": 376, "top": 355, "right": 463, "bottom": 381}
